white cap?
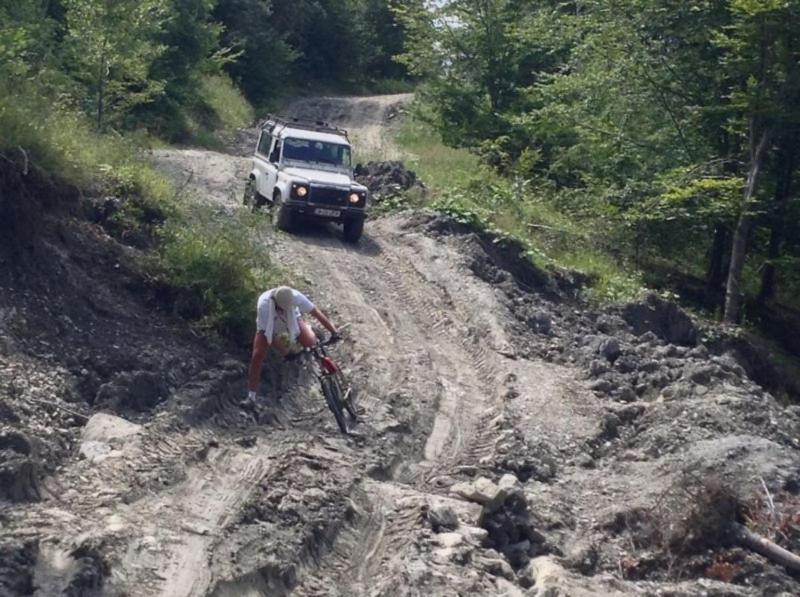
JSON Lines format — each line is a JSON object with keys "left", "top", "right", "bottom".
{"left": 273, "top": 286, "right": 294, "bottom": 310}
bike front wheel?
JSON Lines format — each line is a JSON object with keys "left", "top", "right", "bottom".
{"left": 321, "top": 376, "right": 348, "bottom": 434}
{"left": 335, "top": 371, "right": 358, "bottom": 422}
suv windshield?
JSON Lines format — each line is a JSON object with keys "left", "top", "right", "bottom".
{"left": 283, "top": 137, "right": 351, "bottom": 168}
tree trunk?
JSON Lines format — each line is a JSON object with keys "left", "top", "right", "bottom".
{"left": 97, "top": 54, "right": 106, "bottom": 131}
{"left": 758, "top": 137, "right": 797, "bottom": 304}
{"left": 724, "top": 127, "right": 771, "bottom": 323}
{"left": 705, "top": 223, "right": 730, "bottom": 307}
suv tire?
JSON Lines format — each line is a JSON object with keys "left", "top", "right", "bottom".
{"left": 343, "top": 218, "right": 364, "bottom": 244}
{"left": 243, "top": 178, "right": 265, "bottom": 209}
{"left": 272, "top": 192, "right": 294, "bottom": 231}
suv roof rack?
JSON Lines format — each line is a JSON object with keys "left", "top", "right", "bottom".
{"left": 264, "top": 114, "right": 349, "bottom": 140}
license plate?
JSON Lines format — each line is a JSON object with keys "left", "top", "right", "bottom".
{"left": 314, "top": 208, "right": 340, "bottom": 217}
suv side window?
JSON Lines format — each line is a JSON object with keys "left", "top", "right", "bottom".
{"left": 257, "top": 131, "right": 271, "bottom": 156}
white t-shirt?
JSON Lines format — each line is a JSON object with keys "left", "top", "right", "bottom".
{"left": 256, "top": 288, "right": 315, "bottom": 340}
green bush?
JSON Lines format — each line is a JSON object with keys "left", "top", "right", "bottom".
{"left": 391, "top": 112, "right": 645, "bottom": 304}
{"left": 159, "top": 210, "right": 284, "bottom": 344}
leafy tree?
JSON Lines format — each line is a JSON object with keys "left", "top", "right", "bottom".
{"left": 62, "top": 0, "right": 169, "bottom": 130}
{"left": 0, "top": 0, "right": 61, "bottom": 81}
{"left": 213, "top": 0, "right": 297, "bottom": 105}
{"left": 716, "top": 0, "right": 800, "bottom": 321}
{"left": 134, "top": 0, "right": 228, "bottom": 138}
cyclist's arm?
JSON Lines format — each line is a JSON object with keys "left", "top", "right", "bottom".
{"left": 309, "top": 307, "right": 337, "bottom": 336}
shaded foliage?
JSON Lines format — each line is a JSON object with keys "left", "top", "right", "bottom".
{"left": 400, "top": 0, "right": 800, "bottom": 324}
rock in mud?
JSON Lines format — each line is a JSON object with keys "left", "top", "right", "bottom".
{"left": 427, "top": 503, "right": 459, "bottom": 532}
{"left": 426, "top": 495, "right": 482, "bottom": 531}
{"left": 0, "top": 428, "right": 40, "bottom": 501}
{"left": 450, "top": 475, "right": 518, "bottom": 512}
{"left": 0, "top": 540, "right": 37, "bottom": 596}
{"left": 599, "top": 338, "right": 621, "bottom": 362}
{"left": 79, "top": 413, "right": 141, "bottom": 463}
{"left": 94, "top": 370, "right": 168, "bottom": 411}
{"left": 621, "top": 293, "right": 698, "bottom": 346}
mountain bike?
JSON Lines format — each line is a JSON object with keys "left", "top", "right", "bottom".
{"left": 288, "top": 333, "right": 359, "bottom": 434}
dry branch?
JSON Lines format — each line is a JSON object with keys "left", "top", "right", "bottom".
{"left": 26, "top": 397, "right": 89, "bottom": 422}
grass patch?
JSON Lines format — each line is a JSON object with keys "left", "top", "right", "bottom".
{"left": 392, "top": 114, "right": 645, "bottom": 303}
{"left": 0, "top": 80, "right": 171, "bottom": 203}
{"left": 163, "top": 74, "right": 254, "bottom": 149}
{"left": 395, "top": 117, "right": 484, "bottom": 193}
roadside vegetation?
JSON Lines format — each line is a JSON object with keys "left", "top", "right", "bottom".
{"left": 395, "top": 116, "right": 645, "bottom": 303}
{"left": 0, "top": 0, "right": 410, "bottom": 342}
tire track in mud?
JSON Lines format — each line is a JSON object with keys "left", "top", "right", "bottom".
{"left": 69, "top": 94, "right": 599, "bottom": 596}
{"left": 153, "top": 448, "right": 273, "bottom": 597}
{"left": 269, "top": 217, "right": 557, "bottom": 594}
{"left": 253, "top": 96, "right": 593, "bottom": 594}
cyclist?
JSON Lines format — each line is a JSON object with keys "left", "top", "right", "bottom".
{"left": 246, "top": 285, "right": 339, "bottom": 401}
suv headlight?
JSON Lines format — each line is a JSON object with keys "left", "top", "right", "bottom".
{"left": 348, "top": 191, "right": 366, "bottom": 206}
{"left": 291, "top": 183, "right": 309, "bottom": 199}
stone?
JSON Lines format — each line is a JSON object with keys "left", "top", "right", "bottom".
{"left": 595, "top": 315, "right": 627, "bottom": 334}
{"left": 589, "top": 360, "right": 609, "bottom": 377}
{"left": 589, "top": 379, "right": 614, "bottom": 393}
{"left": 427, "top": 495, "right": 482, "bottom": 527}
{"left": 457, "top": 525, "right": 489, "bottom": 544}
{"left": 686, "top": 364, "right": 719, "bottom": 385}
{"left": 476, "top": 550, "right": 515, "bottom": 580}
{"left": 302, "top": 488, "right": 326, "bottom": 502}
{"left": 434, "top": 532, "right": 464, "bottom": 548}
{"left": 598, "top": 338, "right": 621, "bottom": 362}
{"left": 82, "top": 413, "right": 141, "bottom": 442}
{"left": 616, "top": 387, "right": 637, "bottom": 403}
{"left": 428, "top": 503, "right": 459, "bottom": 532}
{"left": 498, "top": 473, "right": 520, "bottom": 492}
{"left": 78, "top": 441, "right": 112, "bottom": 463}
{"left": 450, "top": 476, "right": 513, "bottom": 512}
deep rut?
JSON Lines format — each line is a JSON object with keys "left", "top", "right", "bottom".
{"left": 270, "top": 216, "right": 591, "bottom": 594}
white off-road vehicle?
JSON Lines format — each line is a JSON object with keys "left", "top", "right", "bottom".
{"left": 244, "top": 115, "right": 368, "bottom": 243}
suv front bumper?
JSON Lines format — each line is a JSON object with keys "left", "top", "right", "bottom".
{"left": 284, "top": 199, "right": 366, "bottom": 222}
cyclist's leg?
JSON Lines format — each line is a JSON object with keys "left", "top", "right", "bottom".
{"left": 297, "top": 318, "right": 317, "bottom": 348}
{"left": 247, "top": 331, "right": 269, "bottom": 392}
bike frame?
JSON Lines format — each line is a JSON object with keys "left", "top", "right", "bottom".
{"left": 292, "top": 335, "right": 357, "bottom": 434}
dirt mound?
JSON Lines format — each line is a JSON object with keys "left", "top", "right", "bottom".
{"left": 396, "top": 209, "right": 800, "bottom": 591}
{"left": 0, "top": 150, "right": 236, "bottom": 511}
{"left": 354, "top": 160, "right": 425, "bottom": 200}
{"left": 619, "top": 293, "right": 699, "bottom": 346}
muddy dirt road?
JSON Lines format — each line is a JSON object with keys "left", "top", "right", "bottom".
{"left": 3, "top": 95, "right": 800, "bottom": 596}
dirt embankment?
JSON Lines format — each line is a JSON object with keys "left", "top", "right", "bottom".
{"left": 1, "top": 96, "right": 800, "bottom": 597}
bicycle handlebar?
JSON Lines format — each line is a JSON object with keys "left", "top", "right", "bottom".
{"left": 284, "top": 331, "right": 342, "bottom": 361}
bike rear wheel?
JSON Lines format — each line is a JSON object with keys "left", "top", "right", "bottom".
{"left": 335, "top": 371, "right": 358, "bottom": 421}
{"left": 321, "top": 376, "right": 348, "bottom": 434}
